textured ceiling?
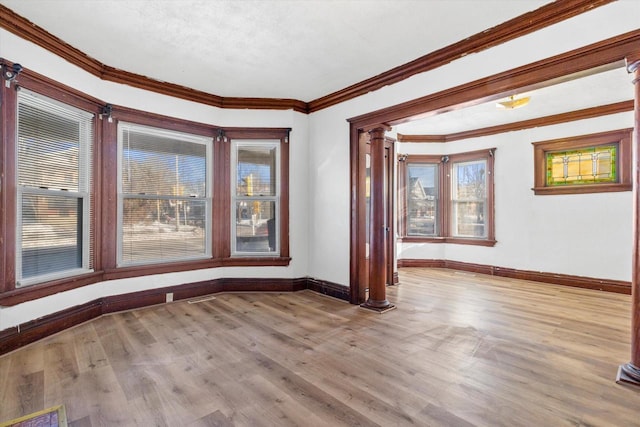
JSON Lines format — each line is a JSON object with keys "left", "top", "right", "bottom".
{"left": 0, "top": 0, "right": 549, "bottom": 101}
{"left": 1, "top": 1, "right": 633, "bottom": 134}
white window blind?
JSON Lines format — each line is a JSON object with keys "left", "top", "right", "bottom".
{"left": 17, "top": 89, "right": 94, "bottom": 286}
{"left": 118, "top": 123, "right": 211, "bottom": 265}
{"left": 231, "top": 141, "right": 279, "bottom": 255}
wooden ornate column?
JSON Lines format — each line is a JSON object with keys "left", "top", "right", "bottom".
{"left": 361, "top": 126, "right": 395, "bottom": 313}
{"left": 618, "top": 53, "right": 640, "bottom": 386}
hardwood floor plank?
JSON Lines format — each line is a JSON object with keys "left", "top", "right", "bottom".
{"left": 2, "top": 268, "right": 640, "bottom": 426}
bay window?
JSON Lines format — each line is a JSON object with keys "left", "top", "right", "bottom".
{"left": 399, "top": 149, "right": 495, "bottom": 246}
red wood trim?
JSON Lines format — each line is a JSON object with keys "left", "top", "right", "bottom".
{"left": 223, "top": 128, "right": 291, "bottom": 139}
{"left": 0, "top": 300, "right": 103, "bottom": 355}
{"left": 221, "top": 97, "right": 308, "bottom": 113}
{"left": 0, "top": 5, "right": 308, "bottom": 113}
{"left": 0, "top": 271, "right": 104, "bottom": 307}
{"left": 309, "top": 0, "right": 615, "bottom": 112}
{"left": 0, "top": 2, "right": 613, "bottom": 114}
{"left": 398, "top": 101, "right": 635, "bottom": 143}
{"left": 306, "top": 278, "right": 350, "bottom": 300}
{"left": 0, "top": 75, "right": 17, "bottom": 293}
{"left": 397, "top": 259, "right": 445, "bottom": 268}
{"left": 532, "top": 183, "right": 632, "bottom": 195}
{"left": 0, "top": 5, "right": 103, "bottom": 75}
{"left": 397, "top": 259, "right": 631, "bottom": 294}
{"left": 349, "top": 30, "right": 640, "bottom": 129}
{"left": 392, "top": 271, "right": 399, "bottom": 285}
{"left": 398, "top": 237, "right": 497, "bottom": 247}
{"left": 349, "top": 126, "right": 363, "bottom": 304}
{"left": 397, "top": 134, "right": 446, "bottom": 143}
{"left": 280, "top": 134, "right": 290, "bottom": 259}
{"left": 627, "top": 52, "right": 640, "bottom": 369}
{"left": 0, "top": 276, "right": 345, "bottom": 355}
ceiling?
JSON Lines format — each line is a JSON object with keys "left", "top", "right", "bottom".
{"left": 0, "top": 1, "right": 633, "bottom": 134}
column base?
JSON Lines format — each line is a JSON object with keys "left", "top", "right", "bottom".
{"left": 616, "top": 363, "right": 640, "bottom": 387}
{"left": 360, "top": 300, "right": 396, "bottom": 313}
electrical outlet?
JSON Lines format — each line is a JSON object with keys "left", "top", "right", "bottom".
{"left": 166, "top": 292, "right": 173, "bottom": 303}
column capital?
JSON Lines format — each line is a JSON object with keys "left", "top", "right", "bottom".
{"left": 626, "top": 53, "right": 640, "bottom": 75}
{"left": 364, "top": 123, "right": 392, "bottom": 135}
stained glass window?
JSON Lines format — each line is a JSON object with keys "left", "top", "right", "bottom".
{"left": 546, "top": 145, "right": 617, "bottom": 186}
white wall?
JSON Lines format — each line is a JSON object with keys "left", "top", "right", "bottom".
{"left": 398, "top": 112, "right": 634, "bottom": 281}
{"left": 1, "top": 0, "right": 639, "bottom": 330}
{"left": 307, "top": 1, "right": 640, "bottom": 285}
{"left": 0, "top": 28, "right": 310, "bottom": 330}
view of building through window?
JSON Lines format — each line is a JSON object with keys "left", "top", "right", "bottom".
{"left": 452, "top": 160, "right": 487, "bottom": 238}
{"left": 118, "top": 124, "right": 211, "bottom": 265}
{"left": 400, "top": 150, "right": 494, "bottom": 244}
{"left": 233, "top": 143, "right": 279, "bottom": 254}
{"left": 407, "top": 164, "right": 438, "bottom": 236}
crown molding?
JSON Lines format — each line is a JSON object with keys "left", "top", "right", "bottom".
{"left": 349, "top": 29, "right": 640, "bottom": 129}
{"left": 0, "top": 4, "right": 309, "bottom": 113}
{"left": 308, "top": 0, "right": 615, "bottom": 112}
{"left": 1, "top": 1, "right": 614, "bottom": 114}
{"left": 397, "top": 100, "right": 634, "bottom": 143}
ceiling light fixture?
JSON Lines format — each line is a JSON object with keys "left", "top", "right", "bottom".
{"left": 496, "top": 94, "right": 530, "bottom": 110}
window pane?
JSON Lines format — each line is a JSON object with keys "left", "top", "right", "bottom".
{"left": 452, "top": 201, "right": 486, "bottom": 238}
{"left": 121, "top": 198, "right": 206, "bottom": 263}
{"left": 452, "top": 160, "right": 486, "bottom": 238}
{"left": 17, "top": 90, "right": 93, "bottom": 284}
{"left": 407, "top": 164, "right": 438, "bottom": 236}
{"left": 236, "top": 146, "right": 276, "bottom": 196}
{"left": 18, "top": 94, "right": 92, "bottom": 192}
{"left": 122, "top": 128, "right": 207, "bottom": 197}
{"left": 235, "top": 201, "right": 276, "bottom": 253}
{"left": 546, "top": 145, "right": 617, "bottom": 186}
{"left": 21, "top": 194, "right": 82, "bottom": 279}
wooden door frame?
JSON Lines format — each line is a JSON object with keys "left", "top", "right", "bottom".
{"left": 349, "top": 31, "right": 640, "bottom": 305}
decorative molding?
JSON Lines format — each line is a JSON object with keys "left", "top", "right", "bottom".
{"left": 0, "top": 5, "right": 308, "bottom": 113}
{"left": 0, "top": 2, "right": 614, "bottom": 114}
{"left": 397, "top": 100, "right": 635, "bottom": 143}
{"left": 308, "top": 0, "right": 615, "bottom": 112}
{"left": 349, "top": 30, "right": 640, "bottom": 129}
{"left": 397, "top": 259, "right": 631, "bottom": 294}
{"left": 0, "top": 276, "right": 347, "bottom": 355}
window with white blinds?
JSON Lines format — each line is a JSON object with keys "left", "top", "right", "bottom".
{"left": 118, "top": 123, "right": 212, "bottom": 265}
{"left": 231, "top": 140, "right": 280, "bottom": 255}
{"left": 16, "top": 90, "right": 94, "bottom": 286}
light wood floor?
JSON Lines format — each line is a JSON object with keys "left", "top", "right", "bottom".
{"left": 1, "top": 268, "right": 639, "bottom": 426}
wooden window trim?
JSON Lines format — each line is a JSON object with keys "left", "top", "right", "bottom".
{"left": 532, "top": 129, "right": 632, "bottom": 195}
{"left": 399, "top": 149, "right": 495, "bottom": 246}
{"left": 0, "top": 64, "right": 291, "bottom": 305}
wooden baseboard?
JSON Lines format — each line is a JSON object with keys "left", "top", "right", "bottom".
{"left": 0, "top": 276, "right": 346, "bottom": 356}
{"left": 392, "top": 271, "right": 400, "bottom": 285}
{"left": 306, "top": 278, "right": 350, "bottom": 300}
{"left": 397, "top": 259, "right": 631, "bottom": 294}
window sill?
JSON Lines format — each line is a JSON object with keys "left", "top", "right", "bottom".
{"left": 0, "top": 270, "right": 105, "bottom": 306}
{"left": 399, "top": 236, "right": 497, "bottom": 247}
{"left": 0, "top": 257, "right": 292, "bottom": 306}
{"left": 532, "top": 183, "right": 632, "bottom": 195}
